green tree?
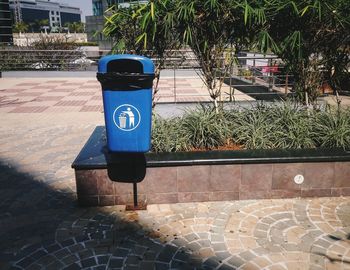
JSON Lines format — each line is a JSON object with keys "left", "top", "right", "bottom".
{"left": 255, "top": 0, "right": 350, "bottom": 105}
{"left": 104, "top": 1, "right": 179, "bottom": 106}
{"left": 13, "top": 22, "right": 29, "bottom": 34}
{"left": 103, "top": 4, "right": 145, "bottom": 53}
{"left": 170, "top": 0, "right": 254, "bottom": 110}
{"left": 65, "top": 22, "right": 85, "bottom": 33}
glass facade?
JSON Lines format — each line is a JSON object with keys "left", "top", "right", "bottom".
{"left": 0, "top": 0, "right": 13, "bottom": 44}
{"left": 92, "top": 0, "right": 103, "bottom": 16}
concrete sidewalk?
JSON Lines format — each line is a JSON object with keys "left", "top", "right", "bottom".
{"left": 0, "top": 74, "right": 349, "bottom": 270}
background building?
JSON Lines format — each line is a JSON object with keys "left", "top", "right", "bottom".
{"left": 9, "top": 0, "right": 82, "bottom": 31}
{"left": 86, "top": 0, "right": 147, "bottom": 49}
{"left": 0, "top": 0, "right": 13, "bottom": 44}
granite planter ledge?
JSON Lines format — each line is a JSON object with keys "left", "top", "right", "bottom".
{"left": 72, "top": 126, "right": 350, "bottom": 206}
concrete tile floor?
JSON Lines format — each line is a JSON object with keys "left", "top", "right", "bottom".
{"left": 0, "top": 76, "right": 349, "bottom": 270}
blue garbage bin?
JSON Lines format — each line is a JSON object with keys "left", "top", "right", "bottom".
{"left": 97, "top": 55, "right": 155, "bottom": 152}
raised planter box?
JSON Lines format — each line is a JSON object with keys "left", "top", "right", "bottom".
{"left": 72, "top": 126, "right": 350, "bottom": 206}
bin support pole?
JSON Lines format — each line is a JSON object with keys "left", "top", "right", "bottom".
{"left": 133, "top": 182, "right": 138, "bottom": 207}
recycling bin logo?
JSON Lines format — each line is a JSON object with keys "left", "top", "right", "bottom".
{"left": 113, "top": 104, "right": 141, "bottom": 131}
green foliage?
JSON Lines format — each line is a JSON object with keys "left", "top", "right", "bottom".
{"left": 174, "top": 0, "right": 249, "bottom": 107}
{"left": 260, "top": 0, "right": 350, "bottom": 104}
{"left": 151, "top": 104, "right": 350, "bottom": 153}
{"left": 102, "top": 0, "right": 349, "bottom": 106}
{"left": 65, "top": 22, "right": 85, "bottom": 33}
{"left": 13, "top": 22, "right": 29, "bottom": 33}
{"left": 180, "top": 106, "right": 231, "bottom": 150}
{"left": 75, "top": 42, "right": 99, "bottom": 47}
{"left": 103, "top": 4, "right": 147, "bottom": 53}
{"left": 312, "top": 108, "right": 350, "bottom": 148}
{"left": 229, "top": 106, "right": 277, "bottom": 149}
{"left": 266, "top": 103, "right": 316, "bottom": 149}
{"left": 151, "top": 116, "right": 187, "bottom": 152}
{"left": 31, "top": 35, "right": 78, "bottom": 50}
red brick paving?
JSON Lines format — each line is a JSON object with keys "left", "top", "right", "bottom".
{"left": 80, "top": 105, "right": 103, "bottom": 112}
{"left": 1, "top": 89, "right": 26, "bottom": 92}
{"left": 69, "top": 92, "right": 96, "bottom": 96}
{"left": 16, "top": 83, "right": 40, "bottom": 86}
{"left": 46, "top": 80, "right": 68, "bottom": 83}
{"left": 49, "top": 88, "right": 74, "bottom": 92}
{"left": 9, "top": 106, "right": 49, "bottom": 113}
{"left": 34, "top": 96, "right": 64, "bottom": 101}
{"left": 54, "top": 100, "right": 87, "bottom": 106}
{"left": 0, "top": 77, "right": 219, "bottom": 113}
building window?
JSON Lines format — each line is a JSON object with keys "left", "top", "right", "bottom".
{"left": 93, "top": 0, "right": 103, "bottom": 16}
{"left": 52, "top": 17, "right": 55, "bottom": 21}
{"left": 107, "top": 0, "right": 117, "bottom": 8}
{"left": 51, "top": 11, "right": 54, "bottom": 15}
{"left": 56, "top": 11, "right": 59, "bottom": 15}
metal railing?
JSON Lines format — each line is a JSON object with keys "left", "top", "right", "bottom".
{"left": 0, "top": 48, "right": 295, "bottom": 101}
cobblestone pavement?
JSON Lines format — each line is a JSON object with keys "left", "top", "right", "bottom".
{"left": 0, "top": 77, "right": 349, "bottom": 270}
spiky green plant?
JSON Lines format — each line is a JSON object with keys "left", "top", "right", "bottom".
{"left": 150, "top": 103, "right": 350, "bottom": 152}
{"left": 151, "top": 115, "right": 187, "bottom": 153}
{"left": 180, "top": 105, "right": 231, "bottom": 150}
{"left": 267, "top": 103, "right": 316, "bottom": 149}
{"left": 230, "top": 105, "right": 277, "bottom": 149}
{"left": 312, "top": 108, "right": 350, "bottom": 149}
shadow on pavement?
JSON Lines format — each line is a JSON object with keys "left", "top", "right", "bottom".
{"left": 0, "top": 159, "right": 220, "bottom": 270}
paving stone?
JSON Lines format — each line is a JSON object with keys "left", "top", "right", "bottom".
{"left": 210, "top": 234, "right": 225, "bottom": 243}
{"left": 185, "top": 233, "right": 198, "bottom": 242}
{"left": 203, "top": 257, "right": 220, "bottom": 268}
{"left": 173, "top": 250, "right": 191, "bottom": 262}
{"left": 45, "top": 260, "right": 65, "bottom": 270}
{"left": 186, "top": 242, "right": 202, "bottom": 252}
{"left": 61, "top": 239, "right": 76, "bottom": 247}
{"left": 217, "top": 264, "right": 236, "bottom": 270}
{"left": 78, "top": 250, "right": 95, "bottom": 260}
{"left": 96, "top": 255, "right": 109, "bottom": 265}
{"left": 0, "top": 113, "right": 349, "bottom": 270}
{"left": 109, "top": 258, "right": 124, "bottom": 268}
{"left": 81, "top": 257, "right": 97, "bottom": 268}
{"left": 45, "top": 243, "right": 62, "bottom": 253}
{"left": 155, "top": 262, "right": 169, "bottom": 270}
{"left": 216, "top": 251, "right": 232, "bottom": 261}
{"left": 26, "top": 263, "right": 42, "bottom": 270}
{"left": 113, "top": 248, "right": 130, "bottom": 257}
{"left": 54, "top": 248, "right": 71, "bottom": 259}
{"left": 62, "top": 263, "right": 81, "bottom": 270}
{"left": 93, "top": 266, "right": 107, "bottom": 270}
{"left": 31, "top": 249, "right": 48, "bottom": 260}
{"left": 157, "top": 245, "right": 178, "bottom": 263}
{"left": 212, "top": 243, "right": 227, "bottom": 252}
{"left": 227, "top": 256, "right": 245, "bottom": 268}
{"left": 125, "top": 255, "right": 142, "bottom": 266}
{"left": 61, "top": 254, "right": 79, "bottom": 266}
{"left": 171, "top": 237, "right": 188, "bottom": 247}
{"left": 143, "top": 251, "right": 158, "bottom": 261}
{"left": 197, "top": 239, "right": 211, "bottom": 248}
{"left": 15, "top": 256, "right": 35, "bottom": 268}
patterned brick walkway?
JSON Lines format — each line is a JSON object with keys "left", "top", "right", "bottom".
{"left": 0, "top": 77, "right": 253, "bottom": 114}
{"left": 0, "top": 76, "right": 349, "bottom": 270}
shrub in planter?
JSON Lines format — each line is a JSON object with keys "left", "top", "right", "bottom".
{"left": 312, "top": 108, "right": 350, "bottom": 149}
{"left": 151, "top": 103, "right": 350, "bottom": 153}
{"left": 180, "top": 106, "right": 232, "bottom": 150}
{"left": 151, "top": 116, "right": 187, "bottom": 152}
{"left": 265, "top": 104, "right": 316, "bottom": 149}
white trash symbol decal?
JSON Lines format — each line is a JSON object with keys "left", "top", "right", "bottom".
{"left": 113, "top": 104, "right": 141, "bottom": 131}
